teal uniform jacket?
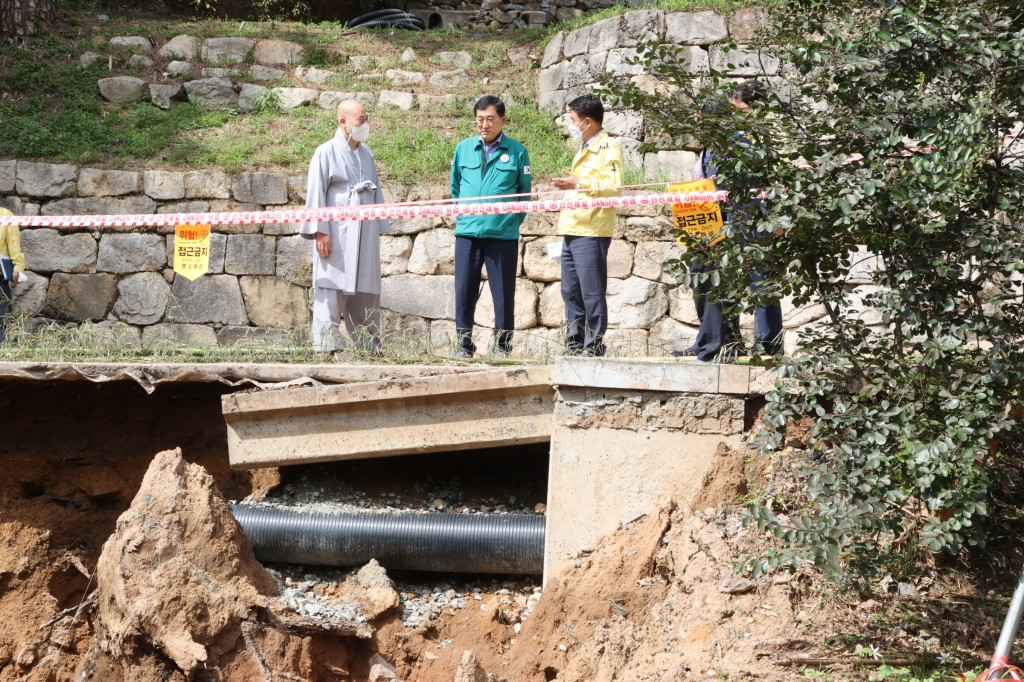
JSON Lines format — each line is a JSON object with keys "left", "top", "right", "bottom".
{"left": 450, "top": 134, "right": 532, "bottom": 240}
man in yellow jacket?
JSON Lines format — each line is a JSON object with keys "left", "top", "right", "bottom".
{"left": 551, "top": 94, "right": 624, "bottom": 356}
{"left": 0, "top": 207, "right": 25, "bottom": 343}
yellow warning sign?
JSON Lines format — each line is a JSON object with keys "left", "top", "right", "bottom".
{"left": 669, "top": 178, "right": 725, "bottom": 246}
{"left": 173, "top": 224, "right": 211, "bottom": 281}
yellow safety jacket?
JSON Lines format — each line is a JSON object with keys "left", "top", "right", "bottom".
{"left": 557, "top": 129, "right": 625, "bottom": 238}
{"left": 0, "top": 208, "right": 24, "bottom": 274}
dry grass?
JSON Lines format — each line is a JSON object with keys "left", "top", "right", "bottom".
{"left": 0, "top": 311, "right": 670, "bottom": 365}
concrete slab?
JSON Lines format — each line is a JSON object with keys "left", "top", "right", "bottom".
{"left": 544, "top": 428, "right": 740, "bottom": 579}
{"left": 718, "top": 363, "right": 750, "bottom": 394}
{"left": 545, "top": 357, "right": 754, "bottom": 583}
{"left": 554, "top": 356, "right": 721, "bottom": 393}
{"left": 555, "top": 356, "right": 778, "bottom": 396}
{"left": 0, "top": 361, "right": 485, "bottom": 388}
{"left": 223, "top": 366, "right": 555, "bottom": 469}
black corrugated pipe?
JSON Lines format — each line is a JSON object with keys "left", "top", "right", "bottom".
{"left": 355, "top": 18, "right": 425, "bottom": 30}
{"left": 346, "top": 9, "right": 425, "bottom": 30}
{"left": 232, "top": 504, "right": 545, "bottom": 575}
{"left": 346, "top": 8, "right": 407, "bottom": 26}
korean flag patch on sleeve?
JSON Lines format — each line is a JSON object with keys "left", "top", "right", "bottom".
{"left": 524, "top": 165, "right": 531, "bottom": 175}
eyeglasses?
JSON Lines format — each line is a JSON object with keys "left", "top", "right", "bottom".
{"left": 475, "top": 116, "right": 500, "bottom": 125}
{"left": 345, "top": 115, "right": 369, "bottom": 124}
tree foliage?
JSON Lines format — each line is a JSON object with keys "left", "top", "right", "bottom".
{"left": 606, "top": 0, "right": 1024, "bottom": 579}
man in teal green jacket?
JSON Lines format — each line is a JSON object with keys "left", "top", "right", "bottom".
{"left": 450, "top": 95, "right": 532, "bottom": 358}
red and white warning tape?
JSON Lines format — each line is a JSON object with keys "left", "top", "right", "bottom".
{"left": 0, "top": 190, "right": 728, "bottom": 229}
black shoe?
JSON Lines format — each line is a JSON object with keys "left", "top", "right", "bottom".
{"left": 670, "top": 347, "right": 699, "bottom": 357}
{"left": 454, "top": 346, "right": 473, "bottom": 359}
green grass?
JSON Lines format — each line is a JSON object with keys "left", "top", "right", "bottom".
{"left": 0, "top": 33, "right": 237, "bottom": 165}
{"left": 165, "top": 105, "right": 335, "bottom": 172}
{"left": 0, "top": 315, "right": 578, "bottom": 364}
{"left": 0, "top": 15, "right": 560, "bottom": 185}
{"left": 370, "top": 112, "right": 472, "bottom": 185}
{"left": 801, "top": 664, "right": 967, "bottom": 682}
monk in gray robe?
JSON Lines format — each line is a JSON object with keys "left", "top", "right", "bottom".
{"left": 300, "top": 99, "right": 390, "bottom": 352}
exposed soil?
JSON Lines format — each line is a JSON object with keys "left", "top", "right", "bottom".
{"left": 0, "top": 378, "right": 1008, "bottom": 681}
{"left": 0, "top": 379, "right": 250, "bottom": 681}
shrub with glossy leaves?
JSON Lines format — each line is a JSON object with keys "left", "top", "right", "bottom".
{"left": 605, "top": 0, "right": 1024, "bottom": 579}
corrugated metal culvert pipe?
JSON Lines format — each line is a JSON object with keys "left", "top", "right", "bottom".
{"left": 232, "top": 504, "right": 545, "bottom": 575}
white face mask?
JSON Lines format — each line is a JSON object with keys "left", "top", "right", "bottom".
{"left": 568, "top": 119, "right": 588, "bottom": 143}
{"left": 349, "top": 122, "right": 370, "bottom": 142}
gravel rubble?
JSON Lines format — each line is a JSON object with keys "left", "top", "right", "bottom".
{"left": 242, "top": 474, "right": 544, "bottom": 517}
{"left": 265, "top": 565, "right": 541, "bottom": 630}
{"left": 240, "top": 450, "right": 547, "bottom": 630}
{"left": 397, "top": 579, "right": 542, "bottom": 629}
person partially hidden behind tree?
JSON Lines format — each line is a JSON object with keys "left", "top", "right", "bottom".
{"left": 0, "top": 207, "right": 25, "bottom": 343}
{"left": 672, "top": 81, "right": 784, "bottom": 361}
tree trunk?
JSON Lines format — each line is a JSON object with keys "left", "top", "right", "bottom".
{"left": 0, "top": 0, "right": 60, "bottom": 41}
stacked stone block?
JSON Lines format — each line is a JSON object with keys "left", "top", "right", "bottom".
{"left": 539, "top": 8, "right": 773, "bottom": 181}
{"left": 3, "top": 9, "right": 828, "bottom": 355}
{"left": 0, "top": 154, "right": 825, "bottom": 354}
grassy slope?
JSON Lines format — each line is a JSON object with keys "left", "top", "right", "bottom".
{"left": 0, "top": 3, "right": 757, "bottom": 362}
{"left": 0, "top": 0, "right": 762, "bottom": 187}
{"left": 0, "top": 14, "right": 572, "bottom": 186}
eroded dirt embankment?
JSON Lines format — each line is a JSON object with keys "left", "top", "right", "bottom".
{"left": 1, "top": 378, "right": 998, "bottom": 681}
{"left": 0, "top": 379, "right": 549, "bottom": 681}
{"left": 0, "top": 380, "right": 249, "bottom": 680}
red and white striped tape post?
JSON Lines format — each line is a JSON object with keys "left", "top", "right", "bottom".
{"left": 0, "top": 190, "right": 730, "bottom": 229}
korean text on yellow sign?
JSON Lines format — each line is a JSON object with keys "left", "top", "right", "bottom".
{"left": 669, "top": 178, "right": 725, "bottom": 246}
{"left": 173, "top": 224, "right": 211, "bottom": 281}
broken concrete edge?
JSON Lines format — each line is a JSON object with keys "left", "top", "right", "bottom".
{"left": 223, "top": 366, "right": 556, "bottom": 469}
{"left": 228, "top": 428, "right": 554, "bottom": 470}
{"left": 545, "top": 357, "right": 765, "bottom": 585}
{"left": 553, "top": 356, "right": 778, "bottom": 395}
{"left": 221, "top": 365, "right": 554, "bottom": 413}
{"left": 0, "top": 361, "right": 491, "bottom": 393}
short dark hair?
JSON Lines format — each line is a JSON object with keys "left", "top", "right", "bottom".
{"left": 700, "top": 96, "right": 727, "bottom": 116}
{"left": 731, "top": 80, "right": 765, "bottom": 105}
{"left": 567, "top": 94, "right": 604, "bottom": 125}
{"left": 474, "top": 95, "right": 505, "bottom": 117}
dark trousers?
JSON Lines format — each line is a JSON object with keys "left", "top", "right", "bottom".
{"left": 689, "top": 254, "right": 783, "bottom": 361}
{"left": 454, "top": 236, "right": 518, "bottom": 352}
{"left": 561, "top": 235, "right": 611, "bottom": 355}
{"left": 0, "top": 278, "right": 11, "bottom": 343}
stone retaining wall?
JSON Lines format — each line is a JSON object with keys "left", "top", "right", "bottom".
{"left": 538, "top": 7, "right": 772, "bottom": 180}
{"left": 0, "top": 157, "right": 826, "bottom": 355}
{"left": 0, "top": 161, "right": 313, "bottom": 348}
{"left": 406, "top": 0, "right": 760, "bottom": 33}
{"left": 0, "top": 9, "right": 835, "bottom": 356}
{"left": 89, "top": 34, "right": 484, "bottom": 113}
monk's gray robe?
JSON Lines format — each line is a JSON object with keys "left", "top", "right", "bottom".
{"left": 299, "top": 128, "right": 390, "bottom": 294}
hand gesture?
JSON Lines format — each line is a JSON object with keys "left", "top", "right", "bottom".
{"left": 315, "top": 232, "right": 331, "bottom": 258}
{"left": 551, "top": 170, "right": 580, "bottom": 191}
